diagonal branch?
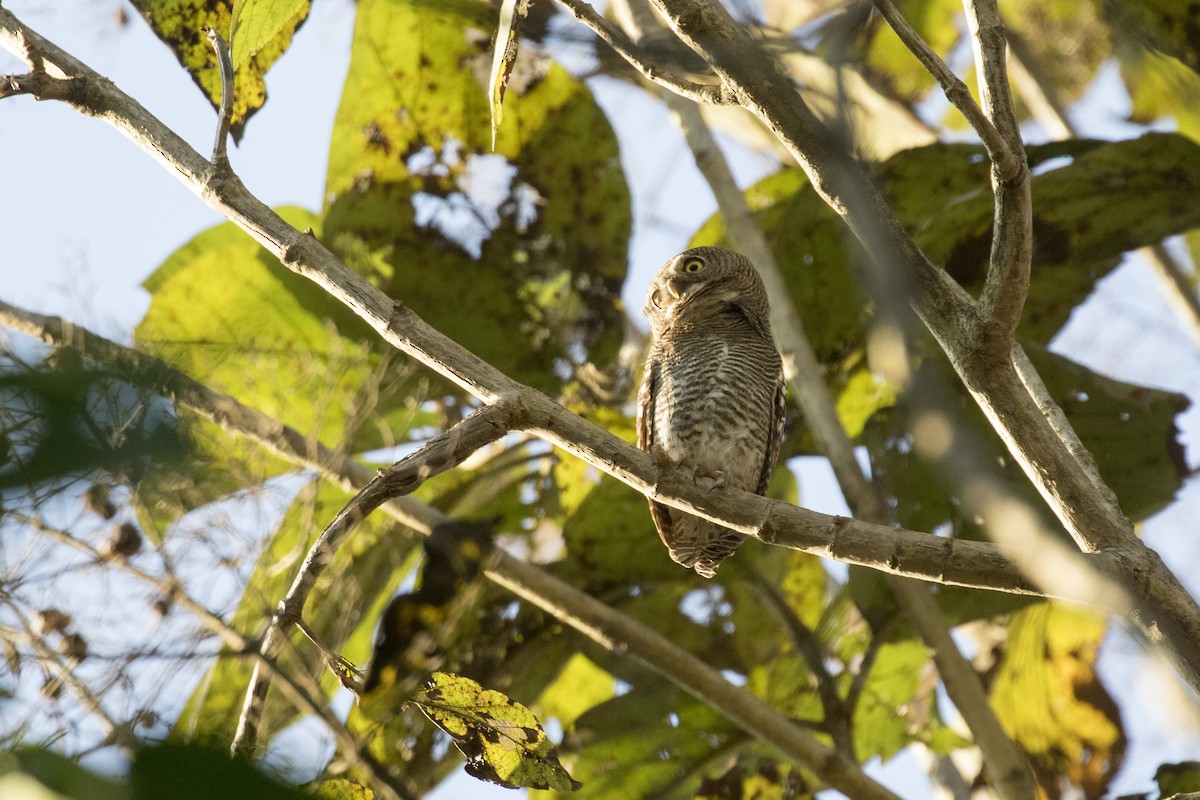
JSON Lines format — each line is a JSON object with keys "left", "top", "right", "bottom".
{"left": 231, "top": 404, "right": 514, "bottom": 755}
{"left": 624, "top": 21, "right": 1034, "bottom": 791}
{"left": 962, "top": 0, "right": 1032, "bottom": 351}
{"left": 0, "top": 310, "right": 919, "bottom": 795}
{"left": 554, "top": 0, "right": 735, "bottom": 105}
{"left": 627, "top": 0, "right": 1200, "bottom": 695}
{"left": 0, "top": 298, "right": 1058, "bottom": 596}
{"left": 870, "top": 0, "right": 1018, "bottom": 179}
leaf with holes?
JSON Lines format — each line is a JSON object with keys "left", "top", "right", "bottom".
{"left": 128, "top": 0, "right": 309, "bottom": 140}
{"left": 412, "top": 672, "right": 581, "bottom": 792}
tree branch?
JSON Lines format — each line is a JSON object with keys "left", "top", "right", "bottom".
{"left": 202, "top": 26, "right": 234, "bottom": 167}
{"left": 231, "top": 404, "right": 514, "bottom": 756}
{"left": 962, "top": 0, "right": 1032, "bottom": 352}
{"left": 624, "top": 0, "right": 1200, "bottom": 693}
{"left": 553, "top": 0, "right": 735, "bottom": 105}
{"left": 869, "top": 0, "right": 1018, "bottom": 179}
{"left": 629, "top": 39, "right": 1035, "bottom": 793}
{"left": 0, "top": 302, "right": 917, "bottom": 797}
{"left": 0, "top": 296, "right": 1059, "bottom": 598}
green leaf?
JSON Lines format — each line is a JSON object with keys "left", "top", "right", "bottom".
{"left": 413, "top": 671, "right": 582, "bottom": 792}
{"left": 694, "top": 756, "right": 815, "bottom": 800}
{"left": 561, "top": 475, "right": 683, "bottom": 583}
{"left": 131, "top": 743, "right": 310, "bottom": 800}
{"left": 128, "top": 0, "right": 309, "bottom": 141}
{"left": 313, "top": 778, "right": 374, "bottom": 800}
{"left": 990, "top": 603, "right": 1123, "bottom": 798}
{"left": 1123, "top": 47, "right": 1200, "bottom": 142}
{"left": 1033, "top": 346, "right": 1189, "bottom": 521}
{"left": 137, "top": 207, "right": 434, "bottom": 457}
{"left": 537, "top": 652, "right": 617, "bottom": 730}
{"left": 230, "top": 0, "right": 310, "bottom": 73}
{"left": 489, "top": 0, "right": 528, "bottom": 149}
{"left": 852, "top": 639, "right": 966, "bottom": 761}
{"left": 695, "top": 134, "right": 1200, "bottom": 446}
{"left": 1156, "top": 761, "right": 1200, "bottom": 797}
{"left": 860, "top": 0, "right": 961, "bottom": 104}
{"left": 0, "top": 356, "right": 189, "bottom": 491}
{"left": 1106, "top": 0, "right": 1200, "bottom": 76}
{"left": 323, "top": 0, "right": 631, "bottom": 391}
{"left": 4, "top": 747, "right": 129, "bottom": 800}
{"left": 564, "top": 683, "right": 743, "bottom": 799}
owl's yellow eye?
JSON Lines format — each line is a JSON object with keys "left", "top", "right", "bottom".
{"left": 682, "top": 257, "right": 705, "bottom": 273}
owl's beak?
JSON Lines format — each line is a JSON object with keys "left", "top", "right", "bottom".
{"left": 665, "top": 277, "right": 685, "bottom": 300}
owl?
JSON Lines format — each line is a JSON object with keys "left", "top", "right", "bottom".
{"left": 637, "top": 246, "right": 787, "bottom": 577}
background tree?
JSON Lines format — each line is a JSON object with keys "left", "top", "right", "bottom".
{"left": 3, "top": 0, "right": 1200, "bottom": 798}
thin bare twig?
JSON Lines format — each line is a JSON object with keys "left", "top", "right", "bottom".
{"left": 202, "top": 26, "right": 234, "bottom": 167}
{"left": 553, "top": 0, "right": 735, "bottom": 105}
{"left": 9, "top": 512, "right": 410, "bottom": 800}
{"left": 960, "top": 0, "right": 1032, "bottom": 352}
{"left": 230, "top": 405, "right": 514, "bottom": 755}
{"left": 870, "top": 0, "right": 1018, "bottom": 179}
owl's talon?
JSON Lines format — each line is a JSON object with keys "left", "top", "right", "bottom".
{"left": 694, "top": 469, "right": 727, "bottom": 493}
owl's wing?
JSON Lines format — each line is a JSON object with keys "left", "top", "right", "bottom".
{"left": 755, "top": 371, "right": 788, "bottom": 496}
{"left": 636, "top": 359, "right": 677, "bottom": 545}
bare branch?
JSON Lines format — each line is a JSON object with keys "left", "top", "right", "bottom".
{"left": 624, "top": 0, "right": 1200, "bottom": 693}
{"left": 202, "top": 27, "right": 234, "bottom": 167}
{"left": 11, "top": 513, "right": 410, "bottom": 800}
{"left": 649, "top": 62, "right": 1037, "bottom": 797}
{"left": 553, "top": 0, "right": 735, "bottom": 105}
{"left": 0, "top": 303, "right": 1052, "bottom": 597}
{"left": 231, "top": 405, "right": 514, "bottom": 755}
{"left": 962, "top": 0, "right": 1032, "bottom": 349}
{"left": 489, "top": 558, "right": 905, "bottom": 800}
{"left": 870, "top": 0, "right": 1019, "bottom": 179}
{"left": 0, "top": 300, "right": 911, "bottom": 797}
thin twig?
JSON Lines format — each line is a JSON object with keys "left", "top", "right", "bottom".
{"left": 748, "top": 572, "right": 855, "bottom": 759}
{"left": 1, "top": 615, "right": 131, "bottom": 751}
{"left": 962, "top": 0, "right": 1032, "bottom": 348}
{"left": 554, "top": 0, "right": 734, "bottom": 105}
{"left": 230, "top": 405, "right": 513, "bottom": 755}
{"left": 870, "top": 0, "right": 1018, "bottom": 179}
{"left": 10, "top": 512, "right": 409, "bottom": 800}
{"left": 203, "top": 26, "right": 234, "bottom": 167}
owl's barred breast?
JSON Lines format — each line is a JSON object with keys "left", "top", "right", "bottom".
{"left": 651, "top": 318, "right": 781, "bottom": 489}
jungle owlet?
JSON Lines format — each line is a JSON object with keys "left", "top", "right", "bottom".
{"left": 637, "top": 246, "right": 787, "bottom": 577}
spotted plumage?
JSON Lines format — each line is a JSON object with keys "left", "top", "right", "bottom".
{"left": 637, "top": 246, "right": 787, "bottom": 577}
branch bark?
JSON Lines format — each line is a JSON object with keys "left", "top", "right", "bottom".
{"left": 0, "top": 298, "right": 1053, "bottom": 596}
{"left": 627, "top": 0, "right": 1200, "bottom": 694}
{"left": 625, "top": 27, "right": 1035, "bottom": 796}
{"left": 0, "top": 301, "right": 911, "bottom": 797}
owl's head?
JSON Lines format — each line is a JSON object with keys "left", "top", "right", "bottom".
{"left": 644, "top": 246, "right": 771, "bottom": 333}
